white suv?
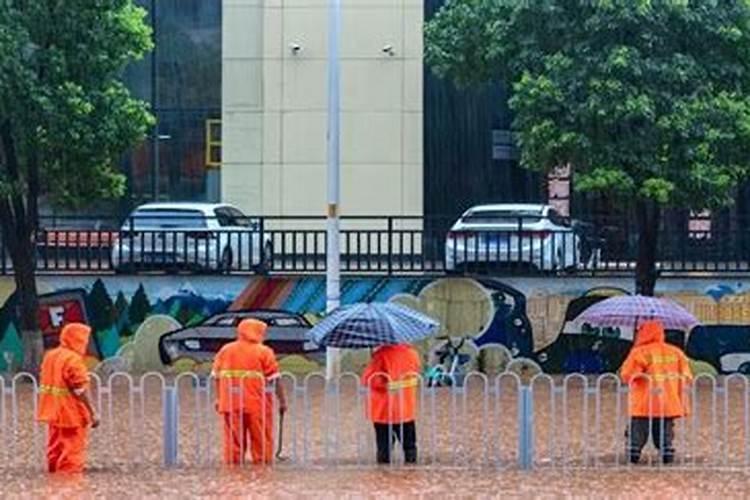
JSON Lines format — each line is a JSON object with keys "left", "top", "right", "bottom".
{"left": 445, "top": 204, "right": 595, "bottom": 272}
{"left": 110, "top": 202, "right": 272, "bottom": 273}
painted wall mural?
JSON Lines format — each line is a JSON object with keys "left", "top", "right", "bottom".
{"left": 0, "top": 275, "right": 750, "bottom": 375}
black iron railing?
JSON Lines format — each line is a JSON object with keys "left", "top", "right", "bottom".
{"left": 0, "top": 214, "right": 745, "bottom": 276}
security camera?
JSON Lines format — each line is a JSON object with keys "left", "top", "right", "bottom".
{"left": 382, "top": 44, "right": 395, "bottom": 56}
{"left": 289, "top": 43, "right": 302, "bottom": 54}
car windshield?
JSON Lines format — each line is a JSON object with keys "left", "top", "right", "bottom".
{"left": 125, "top": 209, "right": 207, "bottom": 229}
{"left": 461, "top": 210, "right": 542, "bottom": 225}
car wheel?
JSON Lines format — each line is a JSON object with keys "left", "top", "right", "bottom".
{"left": 255, "top": 242, "right": 273, "bottom": 275}
{"left": 219, "top": 246, "right": 233, "bottom": 274}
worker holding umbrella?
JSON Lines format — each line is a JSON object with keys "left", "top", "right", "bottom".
{"left": 576, "top": 295, "right": 696, "bottom": 464}
{"left": 307, "top": 302, "right": 438, "bottom": 464}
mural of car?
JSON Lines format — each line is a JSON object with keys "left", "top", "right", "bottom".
{"left": 159, "top": 309, "right": 322, "bottom": 365}
{"left": 687, "top": 325, "right": 750, "bottom": 374}
{"left": 534, "top": 288, "right": 686, "bottom": 374}
{"left": 444, "top": 204, "right": 600, "bottom": 272}
{"left": 111, "top": 202, "right": 273, "bottom": 273}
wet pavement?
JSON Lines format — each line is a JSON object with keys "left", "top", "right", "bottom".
{"left": 3, "top": 467, "right": 750, "bottom": 498}
{"left": 3, "top": 375, "right": 750, "bottom": 497}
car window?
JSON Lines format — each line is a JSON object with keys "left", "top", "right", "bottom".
{"left": 215, "top": 316, "right": 238, "bottom": 327}
{"left": 548, "top": 209, "right": 571, "bottom": 227}
{"left": 214, "top": 208, "right": 233, "bottom": 227}
{"left": 271, "top": 317, "right": 303, "bottom": 327}
{"left": 461, "top": 210, "right": 542, "bottom": 225}
{"left": 228, "top": 207, "right": 254, "bottom": 228}
{"left": 125, "top": 209, "right": 206, "bottom": 229}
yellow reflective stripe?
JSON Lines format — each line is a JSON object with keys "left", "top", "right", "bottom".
{"left": 387, "top": 377, "right": 419, "bottom": 391}
{"left": 647, "top": 355, "right": 678, "bottom": 364}
{"left": 643, "top": 373, "right": 689, "bottom": 383}
{"left": 39, "top": 384, "right": 71, "bottom": 397}
{"left": 217, "top": 369, "right": 264, "bottom": 379}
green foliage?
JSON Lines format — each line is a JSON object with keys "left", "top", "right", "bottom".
{"left": 0, "top": 0, "right": 154, "bottom": 208}
{"left": 425, "top": 1, "right": 750, "bottom": 210}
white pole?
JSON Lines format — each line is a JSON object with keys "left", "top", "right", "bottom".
{"left": 325, "top": 0, "right": 342, "bottom": 380}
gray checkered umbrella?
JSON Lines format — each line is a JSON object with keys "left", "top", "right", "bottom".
{"left": 306, "top": 302, "right": 440, "bottom": 348}
{"left": 575, "top": 295, "right": 699, "bottom": 331}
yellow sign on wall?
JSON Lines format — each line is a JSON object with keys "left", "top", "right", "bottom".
{"left": 205, "top": 119, "right": 221, "bottom": 168}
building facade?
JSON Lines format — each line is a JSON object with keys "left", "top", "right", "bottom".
{"left": 221, "top": 0, "right": 424, "bottom": 217}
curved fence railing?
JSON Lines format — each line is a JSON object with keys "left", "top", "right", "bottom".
{"left": 1, "top": 371, "right": 748, "bottom": 471}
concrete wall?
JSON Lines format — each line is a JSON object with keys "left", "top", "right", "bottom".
{"left": 222, "top": 0, "right": 424, "bottom": 217}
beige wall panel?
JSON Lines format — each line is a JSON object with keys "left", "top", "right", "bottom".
{"left": 222, "top": 111, "right": 263, "bottom": 164}
{"left": 403, "top": 112, "right": 422, "bottom": 165}
{"left": 341, "top": 112, "right": 402, "bottom": 164}
{"left": 263, "top": 6, "right": 283, "bottom": 59}
{"left": 223, "top": 59, "right": 263, "bottom": 109}
{"left": 283, "top": 7, "right": 328, "bottom": 59}
{"left": 224, "top": 6, "right": 263, "bottom": 59}
{"left": 262, "top": 165, "right": 283, "bottom": 215}
{"left": 403, "top": 6, "right": 423, "bottom": 60}
{"left": 404, "top": 59, "right": 423, "bottom": 112}
{"left": 282, "top": 112, "right": 327, "bottom": 164}
{"left": 283, "top": 59, "right": 327, "bottom": 110}
{"left": 341, "top": 7, "right": 403, "bottom": 59}
{"left": 282, "top": 164, "right": 327, "bottom": 214}
{"left": 262, "top": 112, "right": 282, "bottom": 164}
{"left": 262, "top": 59, "right": 283, "bottom": 111}
{"left": 402, "top": 162, "right": 423, "bottom": 215}
{"left": 341, "top": 164, "right": 402, "bottom": 214}
{"left": 341, "top": 59, "right": 403, "bottom": 112}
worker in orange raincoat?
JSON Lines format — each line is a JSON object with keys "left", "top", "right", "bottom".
{"left": 37, "top": 323, "right": 100, "bottom": 473}
{"left": 212, "top": 318, "right": 287, "bottom": 465}
{"left": 361, "top": 343, "right": 421, "bottom": 464}
{"left": 620, "top": 320, "right": 692, "bottom": 464}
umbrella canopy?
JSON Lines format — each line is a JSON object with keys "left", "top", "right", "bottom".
{"left": 307, "top": 302, "right": 440, "bottom": 348}
{"left": 574, "top": 295, "right": 699, "bottom": 332}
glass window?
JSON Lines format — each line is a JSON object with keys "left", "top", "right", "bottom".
{"left": 127, "top": 209, "right": 207, "bottom": 229}
{"left": 548, "top": 209, "right": 571, "bottom": 227}
{"left": 461, "top": 210, "right": 542, "bottom": 225}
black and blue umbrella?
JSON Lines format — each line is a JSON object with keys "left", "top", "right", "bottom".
{"left": 307, "top": 302, "right": 440, "bottom": 348}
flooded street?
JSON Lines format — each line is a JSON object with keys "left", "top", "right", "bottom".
{"left": 3, "top": 375, "right": 750, "bottom": 497}
{"left": 3, "top": 467, "right": 750, "bottom": 498}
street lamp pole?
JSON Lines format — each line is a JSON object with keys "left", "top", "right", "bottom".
{"left": 325, "top": 0, "right": 341, "bottom": 380}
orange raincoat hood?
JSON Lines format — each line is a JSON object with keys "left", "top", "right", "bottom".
{"left": 60, "top": 323, "right": 91, "bottom": 356}
{"left": 634, "top": 320, "right": 665, "bottom": 347}
{"left": 237, "top": 319, "right": 267, "bottom": 344}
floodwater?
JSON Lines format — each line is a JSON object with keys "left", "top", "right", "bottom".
{"left": 3, "top": 374, "right": 750, "bottom": 498}
{"left": 3, "top": 467, "right": 750, "bottom": 498}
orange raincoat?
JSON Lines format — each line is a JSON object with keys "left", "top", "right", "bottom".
{"left": 37, "top": 323, "right": 93, "bottom": 473}
{"left": 361, "top": 344, "right": 421, "bottom": 424}
{"left": 212, "top": 319, "right": 280, "bottom": 464}
{"left": 620, "top": 320, "right": 693, "bottom": 418}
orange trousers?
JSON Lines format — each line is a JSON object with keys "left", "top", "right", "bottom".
{"left": 222, "top": 411, "right": 274, "bottom": 465}
{"left": 47, "top": 425, "right": 88, "bottom": 473}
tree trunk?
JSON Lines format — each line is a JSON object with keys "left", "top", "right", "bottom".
{"left": 635, "top": 200, "right": 660, "bottom": 296}
{"left": 11, "top": 238, "right": 42, "bottom": 373}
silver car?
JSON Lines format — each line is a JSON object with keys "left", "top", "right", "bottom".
{"left": 445, "top": 204, "right": 597, "bottom": 272}
{"left": 111, "top": 202, "right": 272, "bottom": 273}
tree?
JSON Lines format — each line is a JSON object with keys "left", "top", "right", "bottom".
{"left": 128, "top": 284, "right": 151, "bottom": 326}
{"left": 87, "top": 279, "right": 114, "bottom": 332}
{"left": 0, "top": 1, "right": 153, "bottom": 369}
{"left": 425, "top": 1, "right": 750, "bottom": 295}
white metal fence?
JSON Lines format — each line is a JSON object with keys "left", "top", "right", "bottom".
{"left": 1, "top": 372, "right": 748, "bottom": 471}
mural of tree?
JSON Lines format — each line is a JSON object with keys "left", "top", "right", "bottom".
{"left": 129, "top": 284, "right": 152, "bottom": 326}
{"left": 114, "top": 291, "right": 129, "bottom": 319}
{"left": 87, "top": 279, "right": 115, "bottom": 332}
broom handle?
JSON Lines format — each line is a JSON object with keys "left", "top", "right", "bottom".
{"left": 276, "top": 409, "right": 284, "bottom": 459}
